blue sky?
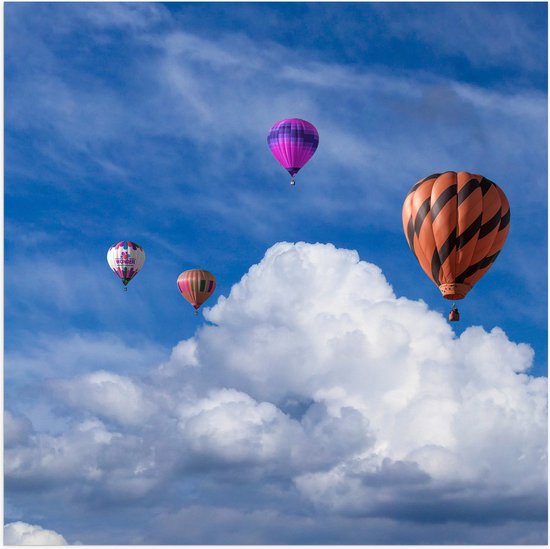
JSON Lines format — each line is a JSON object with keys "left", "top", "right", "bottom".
{"left": 4, "top": 2, "right": 548, "bottom": 545}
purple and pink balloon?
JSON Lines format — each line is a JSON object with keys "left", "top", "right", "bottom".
{"left": 267, "top": 118, "right": 319, "bottom": 186}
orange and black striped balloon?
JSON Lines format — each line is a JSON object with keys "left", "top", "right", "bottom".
{"left": 177, "top": 269, "right": 217, "bottom": 311}
{"left": 402, "top": 171, "right": 510, "bottom": 300}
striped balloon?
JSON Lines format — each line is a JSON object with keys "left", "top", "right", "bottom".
{"left": 177, "top": 269, "right": 216, "bottom": 312}
{"left": 267, "top": 118, "right": 319, "bottom": 185}
{"left": 402, "top": 171, "right": 510, "bottom": 301}
{"left": 107, "top": 241, "right": 145, "bottom": 288}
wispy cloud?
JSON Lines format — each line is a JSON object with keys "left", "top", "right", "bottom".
{"left": 6, "top": 5, "right": 546, "bottom": 210}
{"left": 372, "top": 3, "right": 547, "bottom": 74}
{"left": 6, "top": 331, "right": 167, "bottom": 386}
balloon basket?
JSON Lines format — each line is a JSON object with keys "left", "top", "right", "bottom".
{"left": 448, "top": 304, "right": 460, "bottom": 322}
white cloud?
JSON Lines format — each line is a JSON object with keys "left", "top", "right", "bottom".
{"left": 6, "top": 242, "right": 545, "bottom": 543}
{"left": 74, "top": 2, "right": 169, "bottom": 30}
{"left": 172, "top": 242, "right": 546, "bottom": 505}
{"left": 172, "top": 243, "right": 546, "bottom": 508}
{"left": 5, "top": 418, "right": 116, "bottom": 485}
{"left": 4, "top": 522, "right": 67, "bottom": 545}
{"left": 4, "top": 417, "right": 161, "bottom": 503}
{"left": 6, "top": 331, "right": 166, "bottom": 382}
{"left": 178, "top": 388, "right": 300, "bottom": 464}
{"left": 54, "top": 371, "right": 157, "bottom": 426}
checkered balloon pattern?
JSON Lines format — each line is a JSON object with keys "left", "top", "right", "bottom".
{"left": 267, "top": 118, "right": 319, "bottom": 178}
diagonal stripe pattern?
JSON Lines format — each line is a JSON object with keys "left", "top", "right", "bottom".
{"left": 402, "top": 171, "right": 510, "bottom": 300}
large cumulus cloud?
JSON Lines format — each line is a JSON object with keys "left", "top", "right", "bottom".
{"left": 179, "top": 242, "right": 546, "bottom": 511}
{"left": 5, "top": 242, "right": 547, "bottom": 543}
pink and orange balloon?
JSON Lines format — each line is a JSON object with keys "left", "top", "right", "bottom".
{"left": 177, "top": 269, "right": 216, "bottom": 314}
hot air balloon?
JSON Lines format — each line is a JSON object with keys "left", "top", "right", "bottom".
{"left": 107, "top": 241, "right": 145, "bottom": 290}
{"left": 402, "top": 171, "right": 510, "bottom": 321}
{"left": 267, "top": 118, "right": 319, "bottom": 185}
{"left": 177, "top": 269, "right": 216, "bottom": 315}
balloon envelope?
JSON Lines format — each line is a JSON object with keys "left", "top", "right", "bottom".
{"left": 107, "top": 241, "right": 145, "bottom": 287}
{"left": 267, "top": 118, "right": 319, "bottom": 179}
{"left": 177, "top": 269, "right": 216, "bottom": 310}
{"left": 402, "top": 171, "right": 510, "bottom": 300}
